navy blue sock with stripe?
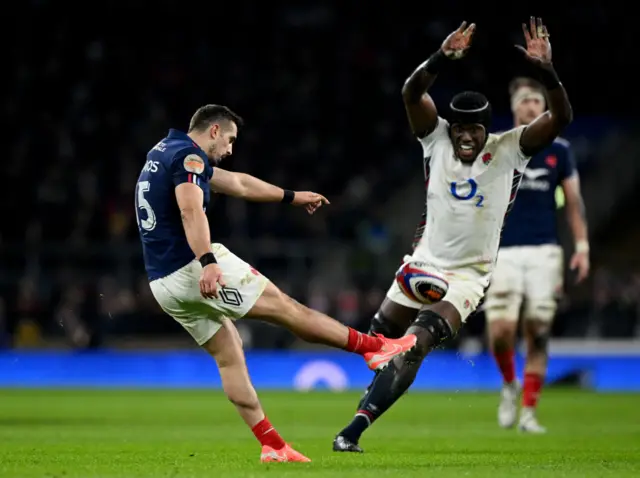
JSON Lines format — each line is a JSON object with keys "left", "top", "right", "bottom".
{"left": 339, "top": 360, "right": 422, "bottom": 442}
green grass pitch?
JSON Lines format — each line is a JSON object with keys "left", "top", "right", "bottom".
{"left": 1, "top": 389, "right": 639, "bottom": 477}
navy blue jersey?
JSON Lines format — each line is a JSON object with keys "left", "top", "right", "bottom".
{"left": 500, "top": 138, "right": 575, "bottom": 247}
{"left": 135, "top": 129, "right": 214, "bottom": 281}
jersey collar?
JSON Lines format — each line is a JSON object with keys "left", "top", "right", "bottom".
{"left": 167, "top": 129, "right": 205, "bottom": 153}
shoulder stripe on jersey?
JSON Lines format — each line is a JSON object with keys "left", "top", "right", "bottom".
{"left": 412, "top": 156, "right": 432, "bottom": 251}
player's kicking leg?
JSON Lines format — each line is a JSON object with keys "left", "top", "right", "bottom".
{"left": 517, "top": 245, "right": 563, "bottom": 433}
{"left": 150, "top": 243, "right": 415, "bottom": 462}
{"left": 333, "top": 273, "right": 484, "bottom": 452}
{"left": 246, "top": 281, "right": 417, "bottom": 370}
{"left": 201, "top": 320, "right": 311, "bottom": 462}
{"left": 205, "top": 243, "right": 416, "bottom": 369}
{"left": 484, "top": 248, "right": 524, "bottom": 429}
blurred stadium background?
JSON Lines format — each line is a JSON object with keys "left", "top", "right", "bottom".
{"left": 1, "top": 2, "right": 638, "bottom": 390}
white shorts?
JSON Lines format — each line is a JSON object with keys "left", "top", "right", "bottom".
{"left": 484, "top": 244, "right": 563, "bottom": 323}
{"left": 386, "top": 255, "right": 491, "bottom": 323}
{"left": 149, "top": 243, "right": 269, "bottom": 345}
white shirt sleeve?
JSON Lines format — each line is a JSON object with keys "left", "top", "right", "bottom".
{"left": 496, "top": 125, "right": 531, "bottom": 172}
{"left": 417, "top": 117, "right": 449, "bottom": 159}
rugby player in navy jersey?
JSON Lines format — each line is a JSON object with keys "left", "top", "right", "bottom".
{"left": 135, "top": 104, "right": 417, "bottom": 463}
{"left": 483, "top": 77, "right": 589, "bottom": 433}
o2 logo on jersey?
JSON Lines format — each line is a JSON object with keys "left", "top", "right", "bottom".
{"left": 450, "top": 178, "right": 484, "bottom": 208}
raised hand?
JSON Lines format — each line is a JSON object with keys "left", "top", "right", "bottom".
{"left": 517, "top": 17, "right": 552, "bottom": 66}
{"left": 441, "top": 21, "right": 476, "bottom": 59}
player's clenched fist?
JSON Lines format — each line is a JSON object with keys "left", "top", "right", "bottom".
{"left": 200, "top": 263, "right": 226, "bottom": 299}
{"left": 292, "top": 191, "right": 330, "bottom": 215}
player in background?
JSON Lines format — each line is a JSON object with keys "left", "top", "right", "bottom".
{"left": 135, "top": 104, "right": 417, "bottom": 463}
{"left": 333, "top": 18, "right": 573, "bottom": 453}
{"left": 483, "top": 77, "right": 589, "bottom": 433}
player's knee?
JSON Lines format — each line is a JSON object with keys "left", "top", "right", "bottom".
{"left": 485, "top": 291, "right": 521, "bottom": 323}
{"left": 369, "top": 310, "right": 405, "bottom": 338}
{"left": 525, "top": 319, "right": 552, "bottom": 355}
{"left": 523, "top": 300, "right": 556, "bottom": 324}
{"left": 280, "top": 294, "right": 324, "bottom": 343}
{"left": 489, "top": 320, "right": 517, "bottom": 345}
{"left": 212, "top": 345, "right": 241, "bottom": 369}
{"left": 409, "top": 309, "right": 454, "bottom": 358}
{"left": 227, "top": 392, "right": 260, "bottom": 411}
{"left": 530, "top": 331, "right": 549, "bottom": 354}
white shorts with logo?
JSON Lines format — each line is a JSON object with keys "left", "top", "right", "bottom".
{"left": 386, "top": 255, "right": 491, "bottom": 323}
{"left": 149, "top": 243, "right": 269, "bottom": 345}
{"left": 484, "top": 244, "right": 563, "bottom": 323}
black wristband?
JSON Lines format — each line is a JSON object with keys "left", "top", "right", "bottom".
{"left": 537, "top": 65, "right": 561, "bottom": 90}
{"left": 281, "top": 189, "right": 295, "bottom": 204}
{"left": 424, "top": 49, "right": 451, "bottom": 74}
{"left": 199, "top": 252, "right": 217, "bottom": 267}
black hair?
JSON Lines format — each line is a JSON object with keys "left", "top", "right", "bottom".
{"left": 188, "top": 104, "right": 244, "bottom": 133}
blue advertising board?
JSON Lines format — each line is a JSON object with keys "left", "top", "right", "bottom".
{"left": 1, "top": 350, "right": 638, "bottom": 391}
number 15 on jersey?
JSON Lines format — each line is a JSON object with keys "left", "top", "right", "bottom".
{"left": 136, "top": 181, "right": 157, "bottom": 232}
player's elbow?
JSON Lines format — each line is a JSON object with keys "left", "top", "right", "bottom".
{"left": 401, "top": 79, "right": 410, "bottom": 98}
{"left": 401, "top": 79, "right": 419, "bottom": 103}
{"left": 179, "top": 206, "right": 204, "bottom": 224}
{"left": 212, "top": 172, "right": 248, "bottom": 198}
{"left": 230, "top": 174, "right": 251, "bottom": 198}
{"left": 554, "top": 104, "right": 573, "bottom": 129}
{"left": 565, "top": 195, "right": 584, "bottom": 218}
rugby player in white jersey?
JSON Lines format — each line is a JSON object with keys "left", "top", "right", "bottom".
{"left": 333, "top": 18, "right": 573, "bottom": 452}
{"left": 484, "top": 77, "right": 589, "bottom": 433}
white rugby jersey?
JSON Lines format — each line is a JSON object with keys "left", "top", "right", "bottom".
{"left": 412, "top": 117, "right": 531, "bottom": 272}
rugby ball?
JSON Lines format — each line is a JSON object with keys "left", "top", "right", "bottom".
{"left": 395, "top": 261, "right": 449, "bottom": 305}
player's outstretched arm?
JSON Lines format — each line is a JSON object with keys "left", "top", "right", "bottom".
{"left": 402, "top": 21, "right": 475, "bottom": 138}
{"left": 209, "top": 167, "right": 329, "bottom": 214}
{"left": 517, "top": 18, "right": 573, "bottom": 157}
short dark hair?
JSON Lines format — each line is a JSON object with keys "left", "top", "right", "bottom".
{"left": 188, "top": 104, "right": 244, "bottom": 133}
{"left": 508, "top": 77, "right": 545, "bottom": 97}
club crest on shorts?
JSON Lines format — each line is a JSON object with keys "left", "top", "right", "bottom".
{"left": 183, "top": 154, "right": 205, "bottom": 174}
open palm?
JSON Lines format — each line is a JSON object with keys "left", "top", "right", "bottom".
{"left": 517, "top": 17, "right": 552, "bottom": 66}
{"left": 441, "top": 21, "right": 476, "bottom": 59}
